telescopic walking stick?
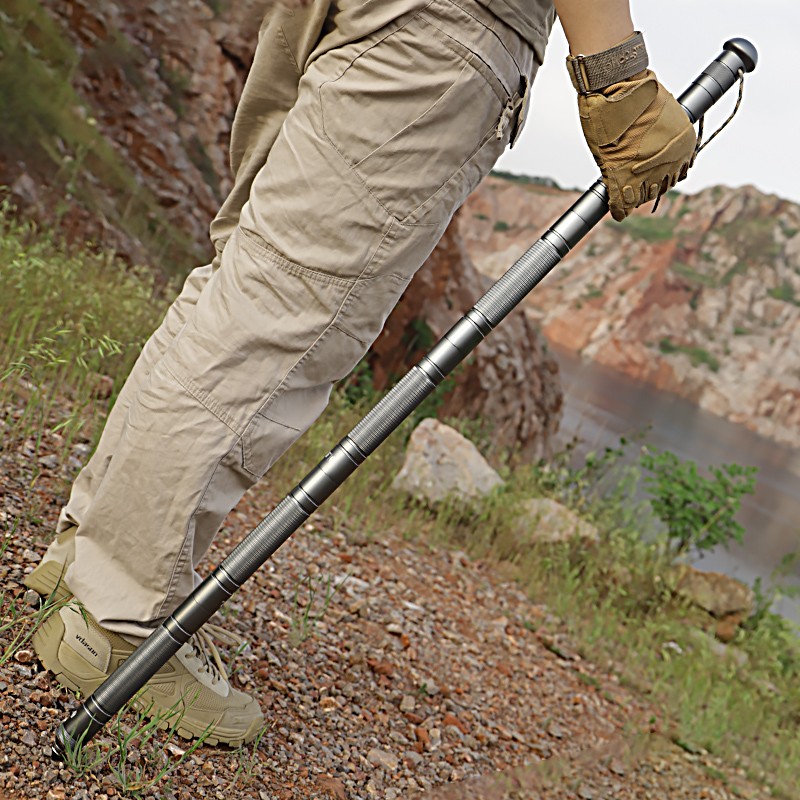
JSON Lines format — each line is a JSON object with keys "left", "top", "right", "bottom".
{"left": 52, "top": 37, "right": 758, "bottom": 760}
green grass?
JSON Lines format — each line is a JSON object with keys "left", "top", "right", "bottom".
{"left": 659, "top": 337, "right": 720, "bottom": 373}
{"left": 1, "top": 216, "right": 798, "bottom": 798}
{"left": 613, "top": 215, "right": 676, "bottom": 243}
{"left": 716, "top": 218, "right": 782, "bottom": 265}
{"left": 0, "top": 200, "right": 168, "bottom": 452}
{"left": 767, "top": 281, "right": 799, "bottom": 306}
{"left": 0, "top": 0, "right": 198, "bottom": 273}
{"left": 489, "top": 170, "right": 561, "bottom": 189}
{"left": 670, "top": 261, "right": 717, "bottom": 288}
{"left": 721, "top": 260, "right": 749, "bottom": 286}
{"left": 582, "top": 284, "right": 604, "bottom": 300}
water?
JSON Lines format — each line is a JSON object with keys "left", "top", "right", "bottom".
{"left": 552, "top": 347, "right": 800, "bottom": 620}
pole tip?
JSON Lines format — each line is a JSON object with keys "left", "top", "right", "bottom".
{"left": 51, "top": 723, "right": 78, "bottom": 763}
{"left": 724, "top": 38, "right": 758, "bottom": 73}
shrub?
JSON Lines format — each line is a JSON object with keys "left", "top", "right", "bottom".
{"left": 640, "top": 448, "right": 758, "bottom": 555}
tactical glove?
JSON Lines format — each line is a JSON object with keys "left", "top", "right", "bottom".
{"left": 567, "top": 35, "right": 697, "bottom": 221}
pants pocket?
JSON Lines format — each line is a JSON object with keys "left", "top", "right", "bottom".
{"left": 319, "top": 14, "right": 510, "bottom": 224}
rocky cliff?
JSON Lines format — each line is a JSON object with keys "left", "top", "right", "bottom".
{"left": 460, "top": 176, "right": 800, "bottom": 448}
{"left": 2, "top": 0, "right": 268, "bottom": 272}
{"left": 1, "top": 1, "right": 563, "bottom": 458}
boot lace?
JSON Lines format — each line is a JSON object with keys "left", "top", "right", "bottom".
{"left": 184, "top": 624, "right": 249, "bottom": 686}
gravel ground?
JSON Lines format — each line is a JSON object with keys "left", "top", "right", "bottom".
{"left": 0, "top": 425, "right": 768, "bottom": 799}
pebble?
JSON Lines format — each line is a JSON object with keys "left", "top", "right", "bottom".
{"left": 367, "top": 748, "right": 399, "bottom": 771}
{"left": 20, "top": 730, "right": 37, "bottom": 746}
{"left": 24, "top": 589, "right": 40, "bottom": 607}
{"left": 400, "top": 695, "right": 416, "bottom": 712}
{"left": 38, "top": 454, "right": 60, "bottom": 470}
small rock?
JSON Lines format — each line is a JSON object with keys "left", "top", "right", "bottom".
{"left": 71, "top": 443, "right": 92, "bottom": 461}
{"left": 671, "top": 565, "right": 755, "bottom": 618}
{"left": 92, "top": 374, "right": 115, "bottom": 400}
{"left": 609, "top": 758, "right": 626, "bottom": 776}
{"left": 21, "top": 730, "right": 38, "bottom": 746}
{"left": 367, "top": 748, "right": 399, "bottom": 771}
{"left": 15, "top": 649, "right": 35, "bottom": 664}
{"left": 715, "top": 613, "right": 747, "bottom": 643}
{"left": 315, "top": 776, "right": 347, "bottom": 799}
{"left": 367, "top": 658, "right": 394, "bottom": 677}
{"left": 386, "top": 623, "right": 404, "bottom": 636}
{"left": 513, "top": 497, "right": 599, "bottom": 544}
{"left": 400, "top": 695, "right": 416, "bottom": 713}
{"left": 442, "top": 712, "right": 468, "bottom": 734}
{"left": 320, "top": 696, "right": 340, "bottom": 713}
{"left": 547, "top": 721, "right": 566, "bottom": 740}
{"left": 348, "top": 598, "right": 369, "bottom": 617}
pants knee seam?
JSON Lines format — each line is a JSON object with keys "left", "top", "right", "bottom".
{"left": 164, "top": 363, "right": 241, "bottom": 435}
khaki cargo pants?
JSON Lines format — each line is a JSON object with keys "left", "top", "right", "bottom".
{"left": 45, "top": 0, "right": 540, "bottom": 638}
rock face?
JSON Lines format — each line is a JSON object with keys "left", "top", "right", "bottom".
{"left": 3, "top": 2, "right": 563, "bottom": 459}
{"left": 3, "top": 0, "right": 268, "bottom": 271}
{"left": 460, "top": 176, "right": 800, "bottom": 448}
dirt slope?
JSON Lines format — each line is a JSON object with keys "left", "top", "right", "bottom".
{"left": 0, "top": 417, "right": 765, "bottom": 799}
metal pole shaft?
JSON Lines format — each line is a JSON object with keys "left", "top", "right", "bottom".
{"left": 53, "top": 38, "right": 758, "bottom": 759}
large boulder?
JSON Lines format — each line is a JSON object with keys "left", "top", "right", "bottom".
{"left": 671, "top": 564, "right": 755, "bottom": 619}
{"left": 392, "top": 419, "right": 503, "bottom": 505}
{"left": 512, "top": 497, "right": 599, "bottom": 545}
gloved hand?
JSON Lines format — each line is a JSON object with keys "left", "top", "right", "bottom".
{"left": 572, "top": 69, "right": 698, "bottom": 221}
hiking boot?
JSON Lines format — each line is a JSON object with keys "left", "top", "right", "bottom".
{"left": 31, "top": 587, "right": 263, "bottom": 746}
{"left": 23, "top": 524, "right": 77, "bottom": 604}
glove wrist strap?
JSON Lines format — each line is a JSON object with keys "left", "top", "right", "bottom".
{"left": 567, "top": 31, "right": 649, "bottom": 94}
